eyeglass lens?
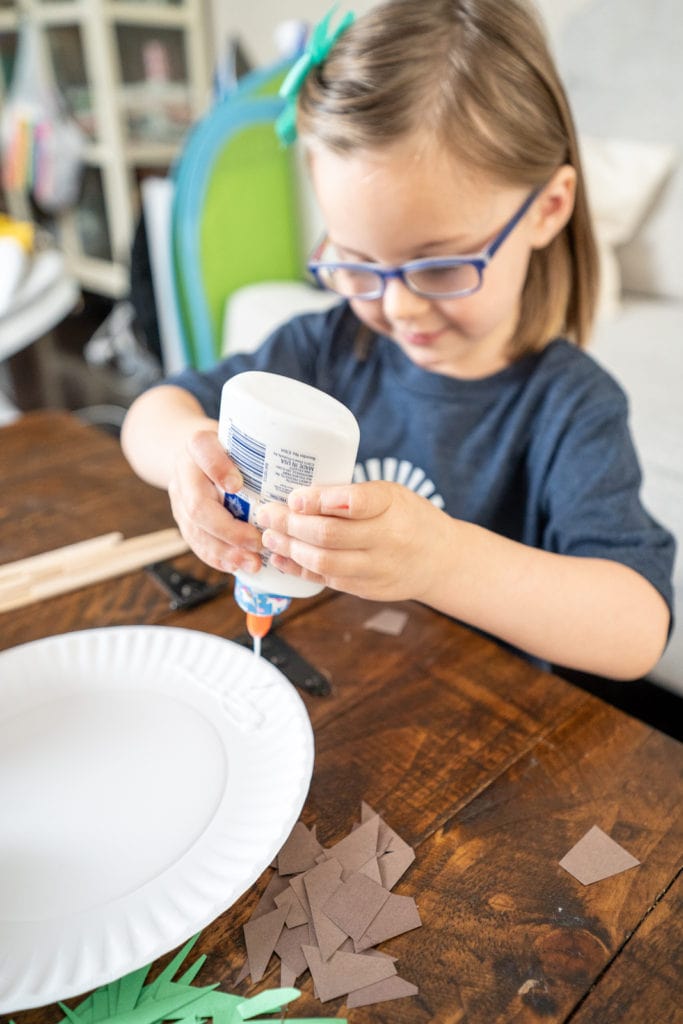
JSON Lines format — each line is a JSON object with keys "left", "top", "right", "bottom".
{"left": 315, "top": 262, "right": 482, "bottom": 298}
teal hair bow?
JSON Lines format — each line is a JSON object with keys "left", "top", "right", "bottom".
{"left": 276, "top": 5, "right": 356, "bottom": 146}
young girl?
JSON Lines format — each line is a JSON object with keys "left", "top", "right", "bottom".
{"left": 121, "top": 0, "right": 674, "bottom": 680}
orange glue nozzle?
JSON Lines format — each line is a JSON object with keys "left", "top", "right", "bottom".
{"left": 246, "top": 613, "right": 273, "bottom": 640}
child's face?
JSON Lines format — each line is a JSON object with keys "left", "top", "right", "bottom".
{"left": 309, "top": 138, "right": 546, "bottom": 379}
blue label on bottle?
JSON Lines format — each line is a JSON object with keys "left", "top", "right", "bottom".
{"left": 223, "top": 491, "right": 250, "bottom": 522}
{"left": 234, "top": 579, "right": 291, "bottom": 616}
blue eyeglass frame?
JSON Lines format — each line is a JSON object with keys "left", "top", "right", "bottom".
{"left": 307, "top": 186, "right": 542, "bottom": 299}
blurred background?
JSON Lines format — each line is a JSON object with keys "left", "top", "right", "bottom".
{"left": 0, "top": 0, "right": 582, "bottom": 423}
{"left": 1, "top": 0, "right": 682, "bottom": 720}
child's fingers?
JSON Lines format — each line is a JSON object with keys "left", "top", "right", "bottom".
{"left": 268, "top": 552, "right": 325, "bottom": 584}
{"left": 259, "top": 506, "right": 373, "bottom": 551}
{"left": 187, "top": 429, "right": 242, "bottom": 492}
{"left": 268, "top": 538, "right": 368, "bottom": 581}
{"left": 286, "top": 485, "right": 352, "bottom": 516}
{"left": 288, "top": 482, "right": 391, "bottom": 519}
{"left": 182, "top": 521, "right": 263, "bottom": 575}
{"left": 174, "top": 458, "right": 260, "bottom": 548}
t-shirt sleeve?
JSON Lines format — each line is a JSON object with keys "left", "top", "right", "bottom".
{"left": 541, "top": 385, "right": 676, "bottom": 625}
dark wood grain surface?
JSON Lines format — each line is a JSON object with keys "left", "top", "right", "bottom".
{"left": 2, "top": 412, "right": 682, "bottom": 1024}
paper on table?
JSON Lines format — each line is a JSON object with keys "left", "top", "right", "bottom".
{"left": 322, "top": 872, "right": 391, "bottom": 941}
{"left": 303, "top": 859, "right": 347, "bottom": 962}
{"left": 363, "top": 608, "right": 409, "bottom": 636}
{"left": 278, "top": 820, "right": 324, "bottom": 875}
{"left": 244, "top": 906, "right": 288, "bottom": 983}
{"left": 251, "top": 871, "right": 290, "bottom": 919}
{"left": 559, "top": 825, "right": 641, "bottom": 885}
{"left": 238, "top": 804, "right": 421, "bottom": 1008}
{"left": 379, "top": 831, "right": 416, "bottom": 889}
{"left": 354, "top": 892, "right": 423, "bottom": 951}
{"left": 302, "top": 945, "right": 396, "bottom": 1002}
{"left": 347, "top": 975, "right": 419, "bottom": 1008}
{"left": 324, "top": 814, "right": 380, "bottom": 878}
{"left": 274, "top": 886, "right": 309, "bottom": 928}
{"left": 275, "top": 922, "right": 313, "bottom": 979}
{"left": 45, "top": 934, "right": 344, "bottom": 1024}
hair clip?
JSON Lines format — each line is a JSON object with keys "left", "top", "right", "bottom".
{"left": 275, "top": 5, "right": 356, "bottom": 146}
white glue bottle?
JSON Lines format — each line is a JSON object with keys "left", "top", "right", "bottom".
{"left": 218, "top": 371, "right": 360, "bottom": 648}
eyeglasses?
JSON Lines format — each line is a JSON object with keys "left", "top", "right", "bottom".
{"left": 307, "top": 187, "right": 541, "bottom": 300}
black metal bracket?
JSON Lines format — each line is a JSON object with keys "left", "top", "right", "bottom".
{"left": 146, "top": 562, "right": 329, "bottom": 696}
{"left": 233, "top": 630, "right": 332, "bottom": 697}
{"left": 146, "top": 561, "right": 228, "bottom": 610}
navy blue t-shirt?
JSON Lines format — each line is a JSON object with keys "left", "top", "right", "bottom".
{"left": 166, "top": 301, "right": 675, "bottom": 625}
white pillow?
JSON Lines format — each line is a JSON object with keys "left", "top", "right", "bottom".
{"left": 579, "top": 136, "right": 677, "bottom": 319}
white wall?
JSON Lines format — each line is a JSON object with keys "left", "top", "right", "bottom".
{"left": 211, "top": 0, "right": 376, "bottom": 69}
{"left": 211, "top": 0, "right": 593, "bottom": 69}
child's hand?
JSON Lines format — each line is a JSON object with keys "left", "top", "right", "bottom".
{"left": 167, "top": 428, "right": 263, "bottom": 575}
{"left": 255, "top": 481, "right": 449, "bottom": 601}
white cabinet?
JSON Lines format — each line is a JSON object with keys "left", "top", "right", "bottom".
{"left": 0, "top": 0, "right": 212, "bottom": 297}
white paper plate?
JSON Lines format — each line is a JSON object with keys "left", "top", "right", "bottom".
{"left": 0, "top": 626, "right": 314, "bottom": 1012}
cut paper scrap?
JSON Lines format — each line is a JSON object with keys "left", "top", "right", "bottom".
{"left": 251, "top": 870, "right": 290, "bottom": 919}
{"left": 363, "top": 608, "right": 409, "bottom": 636}
{"left": 275, "top": 885, "right": 310, "bottom": 927}
{"left": 275, "top": 922, "right": 313, "bottom": 979}
{"left": 244, "top": 905, "right": 288, "bottom": 982}
{"left": 36, "top": 933, "right": 344, "bottom": 1024}
{"left": 302, "top": 945, "right": 396, "bottom": 1002}
{"left": 303, "top": 858, "right": 348, "bottom": 962}
{"left": 559, "top": 825, "right": 641, "bottom": 885}
{"left": 347, "top": 975, "right": 419, "bottom": 1008}
{"left": 322, "top": 872, "right": 391, "bottom": 941}
{"left": 324, "top": 813, "right": 380, "bottom": 878}
{"left": 354, "top": 892, "right": 423, "bottom": 951}
{"left": 239, "top": 804, "right": 421, "bottom": 1007}
{"left": 278, "top": 820, "right": 324, "bottom": 874}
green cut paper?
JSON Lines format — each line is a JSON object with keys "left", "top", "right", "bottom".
{"left": 139, "top": 936, "right": 203, "bottom": 1003}
{"left": 61, "top": 984, "right": 217, "bottom": 1024}
{"left": 235, "top": 986, "right": 300, "bottom": 1019}
{"left": 55, "top": 933, "right": 345, "bottom": 1024}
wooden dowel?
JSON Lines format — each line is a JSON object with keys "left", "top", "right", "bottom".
{"left": 0, "top": 531, "right": 124, "bottom": 587}
{"left": 0, "top": 529, "right": 190, "bottom": 613}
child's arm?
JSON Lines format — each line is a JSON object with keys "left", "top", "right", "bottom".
{"left": 121, "top": 385, "right": 262, "bottom": 574}
{"left": 255, "top": 480, "right": 670, "bottom": 680}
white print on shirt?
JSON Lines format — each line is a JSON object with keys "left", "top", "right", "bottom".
{"left": 353, "top": 457, "right": 445, "bottom": 509}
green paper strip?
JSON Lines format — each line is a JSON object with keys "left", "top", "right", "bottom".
{"left": 139, "top": 935, "right": 202, "bottom": 1004}
{"left": 62, "top": 982, "right": 218, "bottom": 1024}
{"left": 163, "top": 989, "right": 241, "bottom": 1023}
{"left": 105, "top": 978, "right": 118, "bottom": 1019}
{"left": 177, "top": 954, "right": 207, "bottom": 987}
{"left": 235, "top": 987, "right": 300, "bottom": 1020}
{"left": 55, "top": 929, "right": 344, "bottom": 1024}
{"left": 116, "top": 965, "right": 152, "bottom": 1014}
{"left": 59, "top": 1002, "right": 83, "bottom": 1024}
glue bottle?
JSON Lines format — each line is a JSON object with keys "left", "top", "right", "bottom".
{"left": 218, "top": 371, "right": 360, "bottom": 649}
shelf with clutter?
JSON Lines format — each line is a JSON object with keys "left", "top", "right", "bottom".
{"left": 0, "top": 0, "right": 212, "bottom": 299}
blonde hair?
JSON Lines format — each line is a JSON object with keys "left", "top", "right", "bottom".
{"left": 297, "top": 0, "right": 599, "bottom": 355}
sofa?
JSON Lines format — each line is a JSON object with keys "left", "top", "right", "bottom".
{"left": 557, "top": 0, "right": 682, "bottom": 695}
{"left": 223, "top": 0, "right": 682, "bottom": 696}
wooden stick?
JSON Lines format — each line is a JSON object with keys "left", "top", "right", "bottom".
{"left": 0, "top": 528, "right": 190, "bottom": 614}
{"left": 0, "top": 531, "right": 123, "bottom": 587}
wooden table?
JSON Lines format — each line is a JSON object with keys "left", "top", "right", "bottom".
{"left": 2, "top": 411, "right": 682, "bottom": 1024}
